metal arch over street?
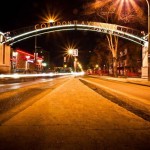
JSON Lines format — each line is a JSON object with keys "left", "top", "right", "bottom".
{"left": 1, "top": 20, "right": 148, "bottom": 46}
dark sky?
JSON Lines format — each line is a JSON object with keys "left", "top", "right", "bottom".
{"left": 0, "top": 0, "right": 85, "bottom": 31}
{"left": 0, "top": 0, "right": 101, "bottom": 67}
{"left": 0, "top": 0, "right": 148, "bottom": 67}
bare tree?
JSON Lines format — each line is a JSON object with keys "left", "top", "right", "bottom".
{"left": 83, "top": 0, "right": 146, "bottom": 77}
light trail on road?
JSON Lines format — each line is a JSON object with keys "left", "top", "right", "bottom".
{"left": 0, "top": 78, "right": 54, "bottom": 93}
{"left": 0, "top": 76, "right": 72, "bottom": 125}
{"left": 0, "top": 73, "right": 84, "bottom": 93}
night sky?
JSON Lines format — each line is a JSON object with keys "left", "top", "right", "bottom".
{"left": 0, "top": 0, "right": 101, "bottom": 67}
{"left": 0, "top": 0, "right": 147, "bottom": 67}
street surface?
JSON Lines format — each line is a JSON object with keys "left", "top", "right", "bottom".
{"left": 0, "top": 76, "right": 150, "bottom": 150}
{"left": 80, "top": 76, "right": 150, "bottom": 121}
{"left": 0, "top": 76, "right": 68, "bottom": 93}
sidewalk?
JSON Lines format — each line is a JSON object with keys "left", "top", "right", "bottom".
{"left": 0, "top": 77, "right": 150, "bottom": 150}
{"left": 89, "top": 75, "right": 150, "bottom": 86}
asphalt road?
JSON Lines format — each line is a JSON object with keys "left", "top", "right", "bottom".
{"left": 0, "top": 76, "right": 70, "bottom": 125}
{"left": 0, "top": 76, "right": 150, "bottom": 150}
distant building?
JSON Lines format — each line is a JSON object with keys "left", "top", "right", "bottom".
{"left": 117, "top": 48, "right": 141, "bottom": 77}
{"left": 11, "top": 49, "right": 43, "bottom": 73}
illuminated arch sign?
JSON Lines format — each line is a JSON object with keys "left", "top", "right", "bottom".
{"left": 34, "top": 20, "right": 117, "bottom": 31}
{"left": 2, "top": 20, "right": 147, "bottom": 46}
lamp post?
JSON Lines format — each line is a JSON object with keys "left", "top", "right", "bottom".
{"left": 74, "top": 57, "right": 78, "bottom": 72}
{"left": 67, "top": 49, "right": 74, "bottom": 70}
{"left": 67, "top": 49, "right": 78, "bottom": 72}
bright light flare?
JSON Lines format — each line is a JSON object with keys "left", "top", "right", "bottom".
{"left": 63, "top": 41, "right": 78, "bottom": 57}
{"left": 39, "top": 9, "right": 60, "bottom": 23}
{"left": 68, "top": 49, "right": 73, "bottom": 55}
{"left": 87, "top": 0, "right": 144, "bottom": 21}
{"left": 48, "top": 19, "right": 55, "bottom": 23}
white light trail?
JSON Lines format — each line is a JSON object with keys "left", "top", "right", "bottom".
{"left": 0, "top": 72, "right": 84, "bottom": 79}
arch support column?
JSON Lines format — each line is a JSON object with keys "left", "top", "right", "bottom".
{"left": 142, "top": 42, "right": 148, "bottom": 78}
{"left": 0, "top": 43, "right": 11, "bottom": 73}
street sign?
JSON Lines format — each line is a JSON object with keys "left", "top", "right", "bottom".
{"left": 72, "top": 49, "right": 78, "bottom": 56}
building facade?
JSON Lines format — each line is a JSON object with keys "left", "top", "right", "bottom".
{"left": 11, "top": 49, "right": 43, "bottom": 73}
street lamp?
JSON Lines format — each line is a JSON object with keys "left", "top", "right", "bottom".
{"left": 67, "top": 49, "right": 78, "bottom": 72}
{"left": 67, "top": 49, "right": 74, "bottom": 70}
{"left": 74, "top": 57, "right": 78, "bottom": 72}
{"left": 68, "top": 49, "right": 73, "bottom": 55}
{"left": 48, "top": 19, "right": 55, "bottom": 23}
